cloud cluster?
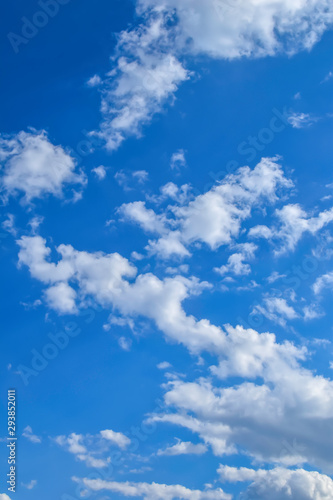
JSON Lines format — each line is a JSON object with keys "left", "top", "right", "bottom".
{"left": 138, "top": 0, "right": 333, "bottom": 59}
{"left": 219, "top": 466, "right": 333, "bottom": 500}
{"left": 249, "top": 204, "right": 333, "bottom": 254}
{"left": 79, "top": 477, "right": 231, "bottom": 499}
{"left": 55, "top": 429, "right": 130, "bottom": 469}
{"left": 91, "top": 0, "right": 333, "bottom": 150}
{"left": 121, "top": 158, "right": 293, "bottom": 259}
{"left": 0, "top": 130, "right": 86, "bottom": 203}
{"left": 149, "top": 323, "right": 333, "bottom": 472}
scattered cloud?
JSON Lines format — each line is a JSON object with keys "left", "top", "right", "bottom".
{"left": 0, "top": 130, "right": 86, "bottom": 204}
{"left": 219, "top": 466, "right": 333, "bottom": 500}
{"left": 158, "top": 439, "right": 207, "bottom": 456}
{"left": 121, "top": 158, "right": 292, "bottom": 259}
{"left": 157, "top": 361, "right": 172, "bottom": 370}
{"left": 288, "top": 112, "right": 317, "bottom": 128}
{"left": 77, "top": 477, "right": 231, "bottom": 499}
{"left": 250, "top": 204, "right": 333, "bottom": 254}
{"left": 214, "top": 243, "right": 257, "bottom": 277}
{"left": 92, "top": 166, "right": 107, "bottom": 180}
{"left": 171, "top": 149, "right": 187, "bottom": 170}
{"left": 22, "top": 426, "right": 41, "bottom": 444}
{"left": 22, "top": 480, "right": 37, "bottom": 490}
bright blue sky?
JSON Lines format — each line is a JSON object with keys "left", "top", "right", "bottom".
{"left": 1, "top": 1, "right": 333, "bottom": 499}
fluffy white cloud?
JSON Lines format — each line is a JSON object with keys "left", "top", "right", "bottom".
{"left": 219, "top": 466, "right": 333, "bottom": 500}
{"left": 91, "top": 1, "right": 333, "bottom": 151}
{"left": 92, "top": 165, "right": 107, "bottom": 180}
{"left": 138, "top": 0, "right": 333, "bottom": 59}
{"left": 17, "top": 235, "right": 226, "bottom": 354}
{"left": 149, "top": 323, "right": 333, "bottom": 472}
{"left": 94, "top": 13, "right": 190, "bottom": 150}
{"left": 0, "top": 130, "right": 86, "bottom": 203}
{"left": 158, "top": 440, "right": 207, "bottom": 456}
{"left": 249, "top": 204, "right": 333, "bottom": 254}
{"left": 80, "top": 478, "right": 231, "bottom": 499}
{"left": 121, "top": 158, "right": 292, "bottom": 259}
{"left": 253, "top": 295, "right": 299, "bottom": 327}
{"left": 118, "top": 201, "right": 168, "bottom": 234}
{"left": 313, "top": 271, "right": 333, "bottom": 294}
{"left": 15, "top": 233, "right": 333, "bottom": 473}
{"left": 0, "top": 495, "right": 12, "bottom": 500}
{"left": 215, "top": 243, "right": 257, "bottom": 277}
{"left": 100, "top": 429, "right": 131, "bottom": 450}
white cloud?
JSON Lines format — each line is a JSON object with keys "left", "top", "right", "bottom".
{"left": 91, "top": 0, "right": 333, "bottom": 151}
{"left": 219, "top": 466, "right": 333, "bottom": 500}
{"left": 121, "top": 158, "right": 292, "bottom": 259}
{"left": 87, "top": 74, "right": 102, "bottom": 87}
{"left": 253, "top": 295, "right": 299, "bottom": 327}
{"left": 22, "top": 426, "right": 41, "bottom": 444}
{"left": 115, "top": 170, "right": 149, "bottom": 191}
{"left": 214, "top": 243, "right": 257, "bottom": 277}
{"left": 94, "top": 12, "right": 190, "bottom": 151}
{"left": 149, "top": 322, "right": 333, "bottom": 472}
{"left": 250, "top": 204, "right": 333, "bottom": 254}
{"left": 0, "top": 130, "right": 86, "bottom": 203}
{"left": 92, "top": 165, "right": 107, "bottom": 180}
{"left": 321, "top": 71, "right": 333, "bottom": 84}
{"left": 22, "top": 480, "right": 37, "bottom": 490}
{"left": 55, "top": 430, "right": 129, "bottom": 469}
{"left": 100, "top": 429, "right": 131, "bottom": 450}
{"left": 0, "top": 495, "right": 12, "bottom": 500}
{"left": 2, "top": 214, "right": 16, "bottom": 236}
{"left": 118, "top": 336, "right": 132, "bottom": 351}
{"left": 313, "top": 271, "right": 333, "bottom": 294}
{"left": 171, "top": 149, "right": 187, "bottom": 170}
{"left": 79, "top": 478, "right": 231, "bottom": 499}
{"left": 303, "top": 304, "right": 325, "bottom": 321}
{"left": 139, "top": 0, "right": 333, "bottom": 59}
{"left": 267, "top": 271, "right": 287, "bottom": 284}
{"left": 157, "top": 361, "right": 172, "bottom": 370}
{"left": 118, "top": 201, "right": 168, "bottom": 234}
{"left": 158, "top": 440, "right": 207, "bottom": 456}
{"left": 288, "top": 112, "right": 317, "bottom": 128}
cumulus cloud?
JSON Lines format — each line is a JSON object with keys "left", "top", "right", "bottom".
{"left": 90, "top": 0, "right": 333, "bottom": 151}
{"left": 0, "top": 130, "right": 86, "bottom": 203}
{"left": 158, "top": 439, "right": 207, "bottom": 456}
{"left": 93, "top": 12, "right": 190, "bottom": 150}
{"left": 92, "top": 165, "right": 107, "bottom": 180}
{"left": 214, "top": 243, "right": 257, "bottom": 277}
{"left": 313, "top": 271, "right": 333, "bottom": 294}
{"left": 149, "top": 322, "right": 333, "bottom": 472}
{"left": 219, "top": 466, "right": 333, "bottom": 500}
{"left": 139, "top": 0, "right": 333, "bottom": 59}
{"left": 121, "top": 158, "right": 292, "bottom": 259}
{"left": 79, "top": 477, "right": 231, "bottom": 499}
{"left": 252, "top": 294, "right": 299, "bottom": 327}
{"left": 249, "top": 204, "right": 333, "bottom": 254}
{"left": 17, "top": 235, "right": 226, "bottom": 354}
{"left": 0, "top": 495, "right": 12, "bottom": 500}
{"left": 100, "top": 429, "right": 131, "bottom": 450}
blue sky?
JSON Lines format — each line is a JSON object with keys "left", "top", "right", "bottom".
{"left": 1, "top": 1, "right": 333, "bottom": 499}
